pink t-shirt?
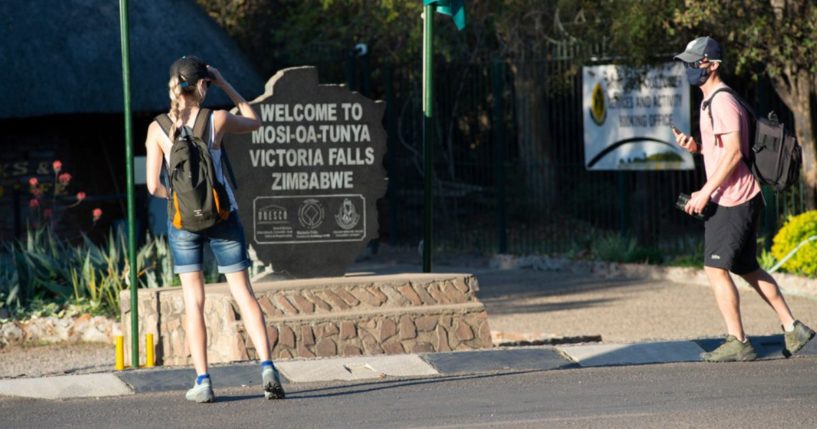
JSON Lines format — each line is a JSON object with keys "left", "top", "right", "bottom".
{"left": 699, "top": 84, "right": 760, "bottom": 207}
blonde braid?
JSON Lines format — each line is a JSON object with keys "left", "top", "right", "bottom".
{"left": 168, "top": 76, "right": 184, "bottom": 139}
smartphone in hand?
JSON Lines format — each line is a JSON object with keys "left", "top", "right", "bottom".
{"left": 670, "top": 123, "right": 682, "bottom": 135}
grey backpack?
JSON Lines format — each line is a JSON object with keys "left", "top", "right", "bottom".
{"left": 704, "top": 88, "right": 801, "bottom": 192}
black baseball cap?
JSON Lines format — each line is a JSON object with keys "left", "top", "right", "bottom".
{"left": 169, "top": 56, "right": 213, "bottom": 89}
{"left": 674, "top": 36, "right": 723, "bottom": 63}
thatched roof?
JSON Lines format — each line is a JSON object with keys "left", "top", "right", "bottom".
{"left": 0, "top": 1, "right": 264, "bottom": 118}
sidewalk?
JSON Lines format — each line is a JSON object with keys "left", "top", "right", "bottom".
{"left": 2, "top": 338, "right": 816, "bottom": 400}
{"left": 2, "top": 248, "right": 817, "bottom": 399}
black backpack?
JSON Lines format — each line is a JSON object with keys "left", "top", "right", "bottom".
{"left": 155, "top": 108, "right": 231, "bottom": 232}
{"left": 703, "top": 88, "right": 801, "bottom": 192}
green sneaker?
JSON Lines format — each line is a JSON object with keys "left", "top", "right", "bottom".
{"left": 700, "top": 335, "right": 757, "bottom": 362}
{"left": 185, "top": 377, "right": 214, "bottom": 403}
{"left": 783, "top": 320, "right": 815, "bottom": 358}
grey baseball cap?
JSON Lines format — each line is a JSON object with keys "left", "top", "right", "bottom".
{"left": 674, "top": 36, "right": 723, "bottom": 63}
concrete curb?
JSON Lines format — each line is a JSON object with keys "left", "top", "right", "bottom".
{"left": 3, "top": 334, "right": 815, "bottom": 400}
{"left": 277, "top": 354, "right": 438, "bottom": 383}
{"left": 488, "top": 255, "right": 817, "bottom": 300}
{"left": 0, "top": 373, "right": 133, "bottom": 399}
{"left": 558, "top": 341, "right": 705, "bottom": 367}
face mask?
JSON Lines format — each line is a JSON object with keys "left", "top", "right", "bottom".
{"left": 686, "top": 67, "right": 710, "bottom": 86}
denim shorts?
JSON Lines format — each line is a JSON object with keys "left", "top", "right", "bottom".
{"left": 167, "top": 212, "right": 251, "bottom": 274}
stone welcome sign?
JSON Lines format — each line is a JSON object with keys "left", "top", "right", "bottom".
{"left": 224, "top": 67, "right": 387, "bottom": 278}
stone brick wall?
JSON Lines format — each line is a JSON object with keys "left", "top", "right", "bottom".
{"left": 120, "top": 273, "right": 491, "bottom": 366}
{"left": 0, "top": 314, "right": 114, "bottom": 348}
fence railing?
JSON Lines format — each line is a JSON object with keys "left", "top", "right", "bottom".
{"left": 1, "top": 55, "right": 807, "bottom": 258}
{"left": 376, "top": 57, "right": 807, "bottom": 257}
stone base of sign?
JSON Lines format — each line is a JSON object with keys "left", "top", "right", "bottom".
{"left": 120, "top": 274, "right": 491, "bottom": 366}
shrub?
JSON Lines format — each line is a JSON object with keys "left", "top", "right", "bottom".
{"left": 627, "top": 246, "right": 664, "bottom": 265}
{"left": 0, "top": 228, "right": 177, "bottom": 317}
{"left": 757, "top": 247, "right": 777, "bottom": 272}
{"left": 590, "top": 233, "right": 664, "bottom": 264}
{"left": 27, "top": 160, "right": 102, "bottom": 232}
{"left": 666, "top": 253, "right": 703, "bottom": 268}
{"left": 665, "top": 237, "right": 705, "bottom": 268}
{"left": 592, "top": 233, "right": 637, "bottom": 263}
{"left": 771, "top": 211, "right": 817, "bottom": 277}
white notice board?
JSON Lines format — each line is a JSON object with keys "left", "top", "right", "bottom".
{"left": 582, "top": 62, "right": 693, "bottom": 171}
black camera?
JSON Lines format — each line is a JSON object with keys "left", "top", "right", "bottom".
{"left": 676, "top": 193, "right": 714, "bottom": 220}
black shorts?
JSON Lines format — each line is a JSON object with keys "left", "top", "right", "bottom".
{"left": 704, "top": 193, "right": 763, "bottom": 275}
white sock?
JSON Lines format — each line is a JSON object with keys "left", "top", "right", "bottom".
{"left": 785, "top": 322, "right": 796, "bottom": 332}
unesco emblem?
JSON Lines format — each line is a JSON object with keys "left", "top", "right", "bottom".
{"left": 298, "top": 199, "right": 325, "bottom": 229}
{"left": 257, "top": 204, "right": 287, "bottom": 223}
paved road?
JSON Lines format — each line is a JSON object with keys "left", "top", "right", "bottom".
{"left": 3, "top": 357, "right": 816, "bottom": 429}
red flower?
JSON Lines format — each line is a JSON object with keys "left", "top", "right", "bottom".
{"left": 28, "top": 177, "right": 38, "bottom": 187}
{"left": 31, "top": 188, "right": 43, "bottom": 198}
{"left": 52, "top": 160, "right": 62, "bottom": 173}
{"left": 76, "top": 192, "right": 86, "bottom": 201}
{"left": 58, "top": 173, "right": 72, "bottom": 184}
{"left": 29, "top": 199, "right": 39, "bottom": 208}
{"left": 92, "top": 208, "right": 103, "bottom": 221}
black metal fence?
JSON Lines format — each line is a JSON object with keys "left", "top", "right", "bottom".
{"left": 2, "top": 54, "right": 805, "bottom": 258}
{"left": 369, "top": 57, "right": 807, "bottom": 257}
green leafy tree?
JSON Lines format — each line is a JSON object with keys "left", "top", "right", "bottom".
{"left": 675, "top": 0, "right": 817, "bottom": 208}
{"left": 195, "top": 1, "right": 816, "bottom": 210}
{"left": 548, "top": 1, "right": 817, "bottom": 207}
{"left": 487, "top": 1, "right": 689, "bottom": 206}
{"left": 196, "top": 1, "right": 428, "bottom": 75}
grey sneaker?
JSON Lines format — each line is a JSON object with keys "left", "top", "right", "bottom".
{"left": 185, "top": 378, "right": 214, "bottom": 403}
{"left": 262, "top": 366, "right": 285, "bottom": 400}
{"left": 783, "top": 320, "right": 815, "bottom": 358}
{"left": 700, "top": 335, "right": 757, "bottom": 362}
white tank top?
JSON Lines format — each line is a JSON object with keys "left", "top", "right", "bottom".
{"left": 161, "top": 112, "right": 238, "bottom": 211}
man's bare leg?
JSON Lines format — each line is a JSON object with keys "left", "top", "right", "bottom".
{"left": 704, "top": 266, "right": 745, "bottom": 340}
{"left": 739, "top": 268, "right": 795, "bottom": 328}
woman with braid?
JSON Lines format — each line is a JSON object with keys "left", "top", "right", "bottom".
{"left": 145, "top": 56, "right": 284, "bottom": 403}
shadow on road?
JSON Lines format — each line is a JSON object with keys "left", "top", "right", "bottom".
{"left": 285, "top": 369, "right": 546, "bottom": 400}
{"left": 484, "top": 297, "right": 617, "bottom": 316}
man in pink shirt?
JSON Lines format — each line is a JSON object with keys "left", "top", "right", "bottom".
{"left": 673, "top": 37, "right": 814, "bottom": 362}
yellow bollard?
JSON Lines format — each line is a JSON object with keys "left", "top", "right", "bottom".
{"left": 145, "top": 334, "right": 155, "bottom": 368}
{"left": 115, "top": 335, "right": 125, "bottom": 371}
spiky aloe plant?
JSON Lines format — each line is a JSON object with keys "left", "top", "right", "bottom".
{"left": 4, "top": 227, "right": 179, "bottom": 317}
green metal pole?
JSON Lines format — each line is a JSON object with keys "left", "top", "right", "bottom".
{"left": 491, "top": 60, "right": 507, "bottom": 254}
{"left": 422, "top": 5, "right": 434, "bottom": 272}
{"left": 384, "top": 64, "right": 400, "bottom": 246}
{"left": 119, "top": 0, "right": 139, "bottom": 367}
{"left": 618, "top": 171, "right": 627, "bottom": 236}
